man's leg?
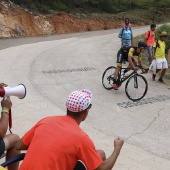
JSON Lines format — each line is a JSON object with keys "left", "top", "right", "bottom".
{"left": 113, "top": 66, "right": 121, "bottom": 90}
{"left": 159, "top": 69, "right": 166, "bottom": 79}
{"left": 147, "top": 46, "right": 153, "bottom": 65}
{"left": 153, "top": 59, "right": 161, "bottom": 81}
{"left": 3, "top": 134, "right": 20, "bottom": 170}
{"left": 158, "top": 59, "right": 168, "bottom": 83}
{"left": 113, "top": 49, "right": 123, "bottom": 90}
{"left": 113, "top": 66, "right": 121, "bottom": 80}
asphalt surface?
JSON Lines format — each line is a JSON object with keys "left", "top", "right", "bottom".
{"left": 0, "top": 25, "right": 170, "bottom": 169}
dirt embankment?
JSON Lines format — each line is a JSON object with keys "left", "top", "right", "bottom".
{"left": 0, "top": 1, "right": 147, "bottom": 38}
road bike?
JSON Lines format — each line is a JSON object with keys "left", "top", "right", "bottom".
{"left": 102, "top": 65, "right": 148, "bottom": 101}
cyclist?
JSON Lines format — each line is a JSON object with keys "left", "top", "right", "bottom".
{"left": 112, "top": 41, "right": 147, "bottom": 90}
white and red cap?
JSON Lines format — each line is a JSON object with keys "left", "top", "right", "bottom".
{"left": 66, "top": 89, "right": 92, "bottom": 112}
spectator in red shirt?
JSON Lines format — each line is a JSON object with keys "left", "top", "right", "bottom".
{"left": 145, "top": 23, "right": 156, "bottom": 65}
{"left": 16, "top": 89, "right": 124, "bottom": 170}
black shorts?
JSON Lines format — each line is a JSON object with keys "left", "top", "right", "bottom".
{"left": 0, "top": 139, "right": 5, "bottom": 156}
{"left": 116, "top": 49, "right": 134, "bottom": 66}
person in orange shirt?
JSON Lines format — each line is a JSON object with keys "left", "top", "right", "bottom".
{"left": 145, "top": 23, "right": 156, "bottom": 65}
{"left": 16, "top": 89, "right": 124, "bottom": 170}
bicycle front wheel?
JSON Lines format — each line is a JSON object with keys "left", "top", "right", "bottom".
{"left": 125, "top": 74, "right": 148, "bottom": 101}
{"left": 102, "top": 66, "right": 116, "bottom": 90}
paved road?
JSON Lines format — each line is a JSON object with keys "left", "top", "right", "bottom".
{"left": 0, "top": 26, "right": 170, "bottom": 169}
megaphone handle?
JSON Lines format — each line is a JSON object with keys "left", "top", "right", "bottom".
{"left": 9, "top": 109, "right": 12, "bottom": 134}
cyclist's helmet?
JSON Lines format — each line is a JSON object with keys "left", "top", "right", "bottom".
{"left": 138, "top": 41, "right": 147, "bottom": 48}
{"left": 150, "top": 23, "right": 156, "bottom": 28}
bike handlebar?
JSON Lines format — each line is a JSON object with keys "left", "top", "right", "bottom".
{"left": 136, "top": 65, "right": 149, "bottom": 73}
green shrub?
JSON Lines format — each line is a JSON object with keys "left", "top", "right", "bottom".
{"left": 50, "top": 2, "right": 69, "bottom": 12}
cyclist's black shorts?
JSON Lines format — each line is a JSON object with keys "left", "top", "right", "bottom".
{"left": 116, "top": 48, "right": 134, "bottom": 66}
{"left": 0, "top": 139, "right": 5, "bottom": 156}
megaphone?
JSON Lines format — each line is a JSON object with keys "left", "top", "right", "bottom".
{"left": 0, "top": 84, "right": 26, "bottom": 99}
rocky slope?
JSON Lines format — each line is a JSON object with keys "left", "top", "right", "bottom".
{"left": 0, "top": 1, "right": 146, "bottom": 38}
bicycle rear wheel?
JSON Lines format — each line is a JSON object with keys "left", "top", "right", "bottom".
{"left": 125, "top": 74, "right": 148, "bottom": 101}
{"left": 102, "top": 66, "right": 116, "bottom": 90}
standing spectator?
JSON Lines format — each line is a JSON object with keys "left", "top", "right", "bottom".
{"left": 152, "top": 31, "right": 170, "bottom": 83}
{"left": 118, "top": 18, "right": 133, "bottom": 47}
{"left": 145, "top": 23, "right": 156, "bottom": 65}
{"left": 0, "top": 83, "right": 20, "bottom": 170}
{"left": 16, "top": 89, "right": 124, "bottom": 170}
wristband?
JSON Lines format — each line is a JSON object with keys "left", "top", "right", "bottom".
{"left": 1, "top": 110, "right": 9, "bottom": 115}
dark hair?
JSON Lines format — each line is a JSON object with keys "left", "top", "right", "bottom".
{"left": 138, "top": 41, "right": 147, "bottom": 48}
{"left": 125, "top": 18, "right": 129, "bottom": 21}
{"left": 67, "top": 109, "right": 85, "bottom": 115}
{"left": 125, "top": 18, "right": 130, "bottom": 25}
{"left": 67, "top": 104, "right": 92, "bottom": 117}
{"left": 150, "top": 23, "right": 156, "bottom": 28}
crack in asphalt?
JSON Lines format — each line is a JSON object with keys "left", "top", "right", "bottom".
{"left": 125, "top": 108, "right": 164, "bottom": 141}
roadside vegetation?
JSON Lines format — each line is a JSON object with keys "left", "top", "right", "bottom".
{"left": 10, "top": 0, "right": 170, "bottom": 14}
{"left": 9, "top": 0, "right": 170, "bottom": 27}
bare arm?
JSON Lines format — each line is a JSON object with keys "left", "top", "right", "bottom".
{"left": 16, "top": 139, "right": 29, "bottom": 150}
{"left": 0, "top": 97, "right": 12, "bottom": 138}
{"left": 128, "top": 56, "right": 136, "bottom": 69}
{"left": 95, "top": 137, "right": 124, "bottom": 170}
{"left": 118, "top": 34, "right": 123, "bottom": 38}
{"left": 0, "top": 113, "right": 9, "bottom": 138}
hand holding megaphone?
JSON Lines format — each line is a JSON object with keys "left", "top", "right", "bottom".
{"left": 0, "top": 83, "right": 7, "bottom": 87}
{"left": 0, "top": 83, "right": 26, "bottom": 133}
{"left": 1, "top": 97, "right": 12, "bottom": 112}
{"left": 0, "top": 84, "right": 26, "bottom": 99}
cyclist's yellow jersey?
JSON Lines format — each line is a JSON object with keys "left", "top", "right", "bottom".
{"left": 128, "top": 47, "right": 142, "bottom": 62}
{"left": 153, "top": 40, "right": 166, "bottom": 59}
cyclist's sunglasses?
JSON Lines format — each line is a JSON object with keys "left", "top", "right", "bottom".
{"left": 87, "top": 104, "right": 92, "bottom": 110}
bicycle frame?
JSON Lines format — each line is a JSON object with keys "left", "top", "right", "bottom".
{"left": 117, "top": 68, "right": 138, "bottom": 87}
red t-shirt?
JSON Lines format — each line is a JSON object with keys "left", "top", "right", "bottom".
{"left": 19, "top": 116, "right": 103, "bottom": 170}
{"left": 145, "top": 30, "right": 155, "bottom": 46}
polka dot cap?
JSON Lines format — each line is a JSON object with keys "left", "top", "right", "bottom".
{"left": 66, "top": 89, "right": 92, "bottom": 112}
